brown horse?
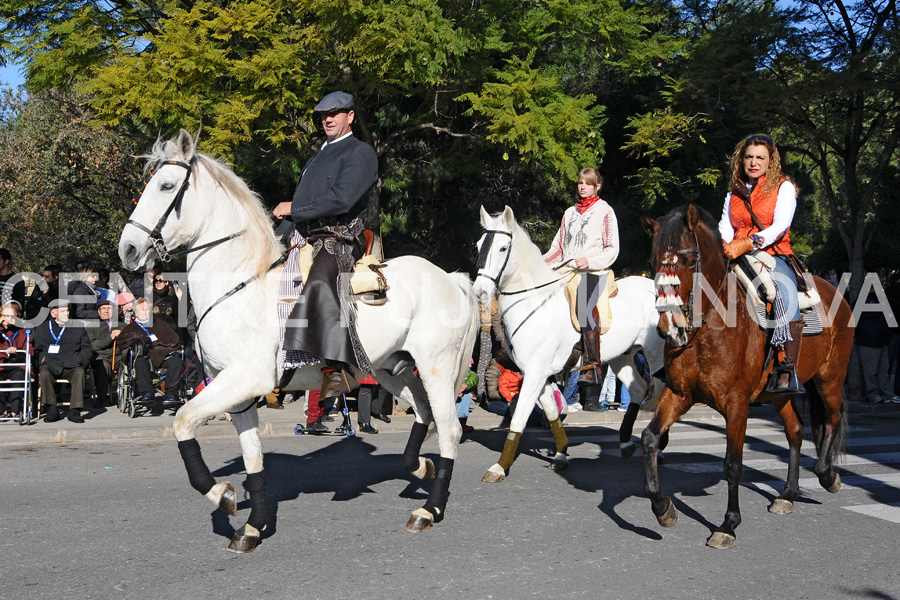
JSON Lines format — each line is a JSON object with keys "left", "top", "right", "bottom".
{"left": 640, "top": 204, "right": 853, "bottom": 548}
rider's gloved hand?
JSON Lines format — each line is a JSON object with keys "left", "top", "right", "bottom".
{"left": 722, "top": 237, "right": 754, "bottom": 260}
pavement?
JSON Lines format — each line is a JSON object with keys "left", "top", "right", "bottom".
{"left": 1, "top": 392, "right": 898, "bottom": 445}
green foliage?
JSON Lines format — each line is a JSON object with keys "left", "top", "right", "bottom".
{"left": 0, "top": 88, "right": 145, "bottom": 272}
{"left": 461, "top": 52, "right": 605, "bottom": 181}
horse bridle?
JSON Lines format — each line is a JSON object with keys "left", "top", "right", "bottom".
{"left": 660, "top": 230, "right": 729, "bottom": 337}
{"left": 127, "top": 157, "right": 245, "bottom": 263}
{"left": 476, "top": 229, "right": 564, "bottom": 296}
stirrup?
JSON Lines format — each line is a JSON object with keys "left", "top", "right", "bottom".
{"left": 766, "top": 364, "right": 805, "bottom": 394}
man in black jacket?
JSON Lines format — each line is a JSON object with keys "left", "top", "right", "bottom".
{"left": 34, "top": 299, "right": 93, "bottom": 423}
{"left": 272, "top": 91, "right": 379, "bottom": 400}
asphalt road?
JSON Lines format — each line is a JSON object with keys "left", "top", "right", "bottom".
{"left": 3, "top": 407, "right": 899, "bottom": 600}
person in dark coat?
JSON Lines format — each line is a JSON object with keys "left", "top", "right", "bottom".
{"left": 34, "top": 299, "right": 93, "bottom": 423}
{"left": 115, "top": 297, "right": 184, "bottom": 403}
{"left": 271, "top": 90, "right": 379, "bottom": 398}
{"left": 855, "top": 290, "right": 898, "bottom": 403}
{"left": 85, "top": 299, "right": 123, "bottom": 407}
{"left": 25, "top": 264, "right": 61, "bottom": 322}
{"left": 67, "top": 264, "right": 100, "bottom": 322}
{"left": 0, "top": 248, "right": 26, "bottom": 309}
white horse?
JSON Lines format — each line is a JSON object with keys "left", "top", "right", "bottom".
{"left": 473, "top": 206, "right": 665, "bottom": 481}
{"left": 118, "top": 130, "right": 478, "bottom": 553}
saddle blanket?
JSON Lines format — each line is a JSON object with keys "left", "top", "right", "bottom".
{"left": 563, "top": 268, "right": 617, "bottom": 334}
{"left": 733, "top": 251, "right": 823, "bottom": 336}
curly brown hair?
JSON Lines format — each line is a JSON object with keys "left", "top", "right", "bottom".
{"left": 728, "top": 134, "right": 794, "bottom": 195}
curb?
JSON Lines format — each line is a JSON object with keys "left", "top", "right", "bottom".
{"left": 1, "top": 401, "right": 894, "bottom": 446}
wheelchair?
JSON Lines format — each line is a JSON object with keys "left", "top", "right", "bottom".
{"left": 115, "top": 341, "right": 188, "bottom": 418}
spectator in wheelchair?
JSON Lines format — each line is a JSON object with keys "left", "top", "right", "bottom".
{"left": 34, "top": 299, "right": 93, "bottom": 423}
{"left": 115, "top": 297, "right": 185, "bottom": 404}
{"left": 86, "top": 299, "right": 123, "bottom": 408}
{"left": 1, "top": 301, "right": 31, "bottom": 417}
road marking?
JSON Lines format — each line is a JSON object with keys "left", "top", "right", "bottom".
{"left": 663, "top": 452, "right": 900, "bottom": 473}
{"left": 842, "top": 503, "right": 900, "bottom": 524}
{"left": 745, "top": 472, "right": 900, "bottom": 496}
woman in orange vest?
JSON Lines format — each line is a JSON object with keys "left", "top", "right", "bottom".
{"left": 718, "top": 133, "right": 802, "bottom": 393}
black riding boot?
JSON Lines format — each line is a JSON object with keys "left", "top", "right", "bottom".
{"left": 769, "top": 319, "right": 805, "bottom": 394}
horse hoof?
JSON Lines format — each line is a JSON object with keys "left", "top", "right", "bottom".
{"left": 656, "top": 499, "right": 678, "bottom": 528}
{"left": 413, "top": 457, "right": 435, "bottom": 480}
{"left": 226, "top": 526, "right": 260, "bottom": 553}
{"left": 706, "top": 531, "right": 735, "bottom": 549}
{"left": 219, "top": 482, "right": 237, "bottom": 516}
{"left": 621, "top": 442, "right": 636, "bottom": 461}
{"left": 825, "top": 473, "right": 841, "bottom": 493}
{"left": 405, "top": 508, "right": 434, "bottom": 532}
{"left": 549, "top": 454, "right": 568, "bottom": 471}
{"left": 769, "top": 498, "right": 794, "bottom": 514}
{"left": 482, "top": 464, "right": 505, "bottom": 482}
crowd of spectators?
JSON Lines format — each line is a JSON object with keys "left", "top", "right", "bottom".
{"left": 0, "top": 248, "right": 200, "bottom": 423}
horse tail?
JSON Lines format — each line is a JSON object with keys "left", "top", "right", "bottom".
{"left": 449, "top": 273, "right": 481, "bottom": 394}
{"left": 806, "top": 384, "right": 848, "bottom": 464}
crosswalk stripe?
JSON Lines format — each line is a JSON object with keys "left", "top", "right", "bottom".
{"left": 842, "top": 503, "right": 900, "bottom": 524}
{"left": 664, "top": 452, "right": 900, "bottom": 473}
{"left": 745, "top": 472, "right": 900, "bottom": 496}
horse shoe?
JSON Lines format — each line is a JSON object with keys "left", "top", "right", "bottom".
{"left": 706, "top": 531, "right": 736, "bottom": 549}
{"left": 482, "top": 464, "right": 506, "bottom": 482}
{"left": 227, "top": 525, "right": 261, "bottom": 553}
{"left": 825, "top": 473, "right": 841, "bottom": 493}
{"left": 405, "top": 508, "right": 434, "bottom": 532}
{"left": 768, "top": 498, "right": 793, "bottom": 514}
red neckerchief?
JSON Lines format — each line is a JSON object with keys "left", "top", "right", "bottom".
{"left": 576, "top": 195, "right": 600, "bottom": 214}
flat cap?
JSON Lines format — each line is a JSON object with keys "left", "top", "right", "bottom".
{"left": 313, "top": 91, "right": 355, "bottom": 113}
{"left": 97, "top": 299, "right": 113, "bottom": 308}
{"left": 49, "top": 298, "right": 70, "bottom": 309}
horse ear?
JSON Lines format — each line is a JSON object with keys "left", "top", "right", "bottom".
{"left": 479, "top": 205, "right": 491, "bottom": 227}
{"left": 640, "top": 215, "right": 659, "bottom": 236}
{"left": 501, "top": 205, "right": 515, "bottom": 227}
{"left": 176, "top": 129, "right": 195, "bottom": 159}
{"left": 686, "top": 204, "right": 700, "bottom": 231}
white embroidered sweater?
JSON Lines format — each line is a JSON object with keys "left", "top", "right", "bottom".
{"left": 542, "top": 199, "right": 619, "bottom": 272}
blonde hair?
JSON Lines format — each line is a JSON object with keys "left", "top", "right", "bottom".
{"left": 728, "top": 133, "right": 795, "bottom": 195}
{"left": 576, "top": 167, "right": 603, "bottom": 191}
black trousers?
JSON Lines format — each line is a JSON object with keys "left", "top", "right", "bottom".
{"left": 134, "top": 355, "right": 185, "bottom": 397}
{"left": 357, "top": 383, "right": 390, "bottom": 424}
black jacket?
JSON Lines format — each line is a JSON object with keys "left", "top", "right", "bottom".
{"left": 290, "top": 135, "right": 378, "bottom": 227}
{"left": 34, "top": 319, "right": 93, "bottom": 376}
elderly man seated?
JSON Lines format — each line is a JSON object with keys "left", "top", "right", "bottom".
{"left": 34, "top": 299, "right": 93, "bottom": 423}
{"left": 115, "top": 297, "right": 184, "bottom": 404}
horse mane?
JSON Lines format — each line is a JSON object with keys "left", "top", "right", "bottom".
{"left": 509, "top": 218, "right": 554, "bottom": 279}
{"left": 652, "top": 205, "right": 723, "bottom": 265}
{"left": 142, "top": 136, "right": 282, "bottom": 279}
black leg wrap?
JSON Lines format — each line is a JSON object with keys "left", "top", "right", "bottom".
{"left": 178, "top": 439, "right": 215, "bottom": 495}
{"left": 423, "top": 457, "right": 454, "bottom": 521}
{"left": 402, "top": 421, "right": 429, "bottom": 472}
{"left": 244, "top": 471, "right": 271, "bottom": 531}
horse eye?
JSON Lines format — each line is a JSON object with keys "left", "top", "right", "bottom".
{"left": 686, "top": 259, "right": 697, "bottom": 268}
{"left": 160, "top": 182, "right": 176, "bottom": 192}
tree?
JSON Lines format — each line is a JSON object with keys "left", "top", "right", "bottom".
{"left": 0, "top": 87, "right": 145, "bottom": 272}
{"left": 0, "top": 0, "right": 679, "bottom": 271}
